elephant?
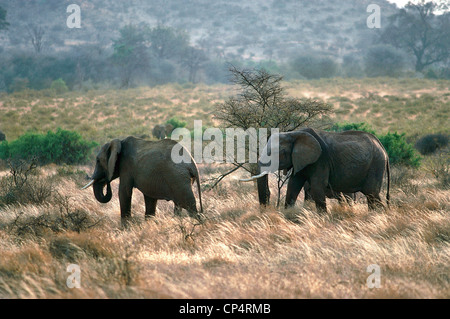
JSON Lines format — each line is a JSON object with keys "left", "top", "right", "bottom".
{"left": 303, "top": 181, "right": 356, "bottom": 206}
{"left": 282, "top": 168, "right": 356, "bottom": 205}
{"left": 241, "top": 128, "right": 390, "bottom": 213}
{"left": 82, "top": 136, "right": 203, "bottom": 223}
{"left": 152, "top": 123, "right": 175, "bottom": 140}
{"left": 165, "top": 123, "right": 174, "bottom": 136}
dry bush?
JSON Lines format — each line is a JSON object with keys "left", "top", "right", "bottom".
{"left": 389, "top": 165, "right": 420, "bottom": 195}
{"left": 424, "top": 151, "right": 450, "bottom": 189}
{"left": 2, "top": 196, "right": 102, "bottom": 239}
{"left": 0, "top": 169, "right": 54, "bottom": 207}
{"left": 415, "top": 134, "right": 449, "bottom": 155}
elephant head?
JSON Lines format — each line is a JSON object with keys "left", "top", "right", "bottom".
{"left": 152, "top": 123, "right": 175, "bottom": 140}
{"left": 152, "top": 124, "right": 165, "bottom": 139}
{"left": 241, "top": 130, "right": 323, "bottom": 205}
{"left": 164, "top": 123, "right": 174, "bottom": 137}
{"left": 82, "top": 139, "right": 122, "bottom": 203}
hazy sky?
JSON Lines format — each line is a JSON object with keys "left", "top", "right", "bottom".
{"left": 387, "top": 0, "right": 414, "bottom": 7}
{"left": 387, "top": 0, "right": 409, "bottom": 6}
{"left": 387, "top": 0, "right": 446, "bottom": 7}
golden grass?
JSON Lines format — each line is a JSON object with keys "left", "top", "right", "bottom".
{"left": 0, "top": 164, "right": 448, "bottom": 299}
{"left": 1, "top": 78, "right": 449, "bottom": 142}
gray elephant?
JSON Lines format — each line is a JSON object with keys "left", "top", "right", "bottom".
{"left": 282, "top": 168, "right": 356, "bottom": 205}
{"left": 304, "top": 181, "right": 356, "bottom": 206}
{"left": 152, "top": 123, "right": 175, "bottom": 140}
{"left": 82, "top": 137, "right": 203, "bottom": 223}
{"left": 241, "top": 128, "right": 390, "bottom": 213}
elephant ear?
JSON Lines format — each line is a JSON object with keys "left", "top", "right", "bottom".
{"left": 291, "top": 132, "right": 322, "bottom": 175}
{"left": 107, "top": 139, "right": 121, "bottom": 181}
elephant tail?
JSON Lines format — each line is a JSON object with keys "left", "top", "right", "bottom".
{"left": 386, "top": 159, "right": 390, "bottom": 208}
{"left": 190, "top": 165, "right": 204, "bottom": 215}
{"left": 196, "top": 174, "right": 204, "bottom": 215}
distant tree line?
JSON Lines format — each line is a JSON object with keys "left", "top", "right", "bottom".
{"left": 0, "top": 1, "right": 449, "bottom": 93}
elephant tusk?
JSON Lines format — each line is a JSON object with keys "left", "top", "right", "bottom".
{"left": 81, "top": 179, "right": 95, "bottom": 190}
{"left": 239, "top": 171, "right": 270, "bottom": 182}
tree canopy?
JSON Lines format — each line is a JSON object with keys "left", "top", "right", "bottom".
{"left": 380, "top": 0, "right": 450, "bottom": 72}
{"left": 215, "top": 65, "right": 332, "bottom": 132}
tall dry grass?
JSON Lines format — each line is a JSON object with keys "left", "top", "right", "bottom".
{"left": 0, "top": 163, "right": 448, "bottom": 299}
{"left": 0, "top": 79, "right": 448, "bottom": 298}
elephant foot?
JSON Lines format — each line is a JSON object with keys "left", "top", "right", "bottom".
{"left": 367, "top": 195, "right": 384, "bottom": 211}
{"left": 315, "top": 203, "right": 328, "bottom": 215}
{"left": 120, "top": 217, "right": 133, "bottom": 229}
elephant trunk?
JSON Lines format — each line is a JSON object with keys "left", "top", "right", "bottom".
{"left": 239, "top": 164, "right": 271, "bottom": 206}
{"left": 93, "top": 180, "right": 112, "bottom": 203}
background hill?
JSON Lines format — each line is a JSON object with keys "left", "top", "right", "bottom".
{"left": 1, "top": 0, "right": 449, "bottom": 91}
{"left": 1, "top": 0, "right": 397, "bottom": 61}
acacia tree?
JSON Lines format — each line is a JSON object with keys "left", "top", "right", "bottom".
{"left": 380, "top": 1, "right": 450, "bottom": 72}
{"left": 215, "top": 66, "right": 331, "bottom": 132}
{"left": 212, "top": 65, "right": 332, "bottom": 204}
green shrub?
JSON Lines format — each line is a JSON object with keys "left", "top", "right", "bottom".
{"left": 329, "top": 122, "right": 421, "bottom": 167}
{"left": 166, "top": 117, "right": 187, "bottom": 129}
{"left": 0, "top": 159, "right": 54, "bottom": 206}
{"left": 378, "top": 132, "right": 421, "bottom": 167}
{"left": 0, "top": 128, "right": 97, "bottom": 165}
{"left": 50, "top": 78, "right": 69, "bottom": 94}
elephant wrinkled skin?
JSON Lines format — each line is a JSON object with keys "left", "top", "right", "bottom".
{"left": 83, "top": 137, "right": 203, "bottom": 223}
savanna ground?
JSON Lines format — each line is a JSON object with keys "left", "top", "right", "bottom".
{"left": 0, "top": 78, "right": 449, "bottom": 298}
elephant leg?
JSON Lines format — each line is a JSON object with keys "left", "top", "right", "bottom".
{"left": 177, "top": 188, "right": 200, "bottom": 220}
{"left": 285, "top": 174, "right": 306, "bottom": 208}
{"left": 144, "top": 196, "right": 157, "bottom": 219}
{"left": 304, "top": 184, "right": 313, "bottom": 203}
{"left": 309, "top": 182, "right": 327, "bottom": 214}
{"left": 119, "top": 181, "right": 133, "bottom": 221}
{"left": 366, "top": 193, "right": 383, "bottom": 211}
